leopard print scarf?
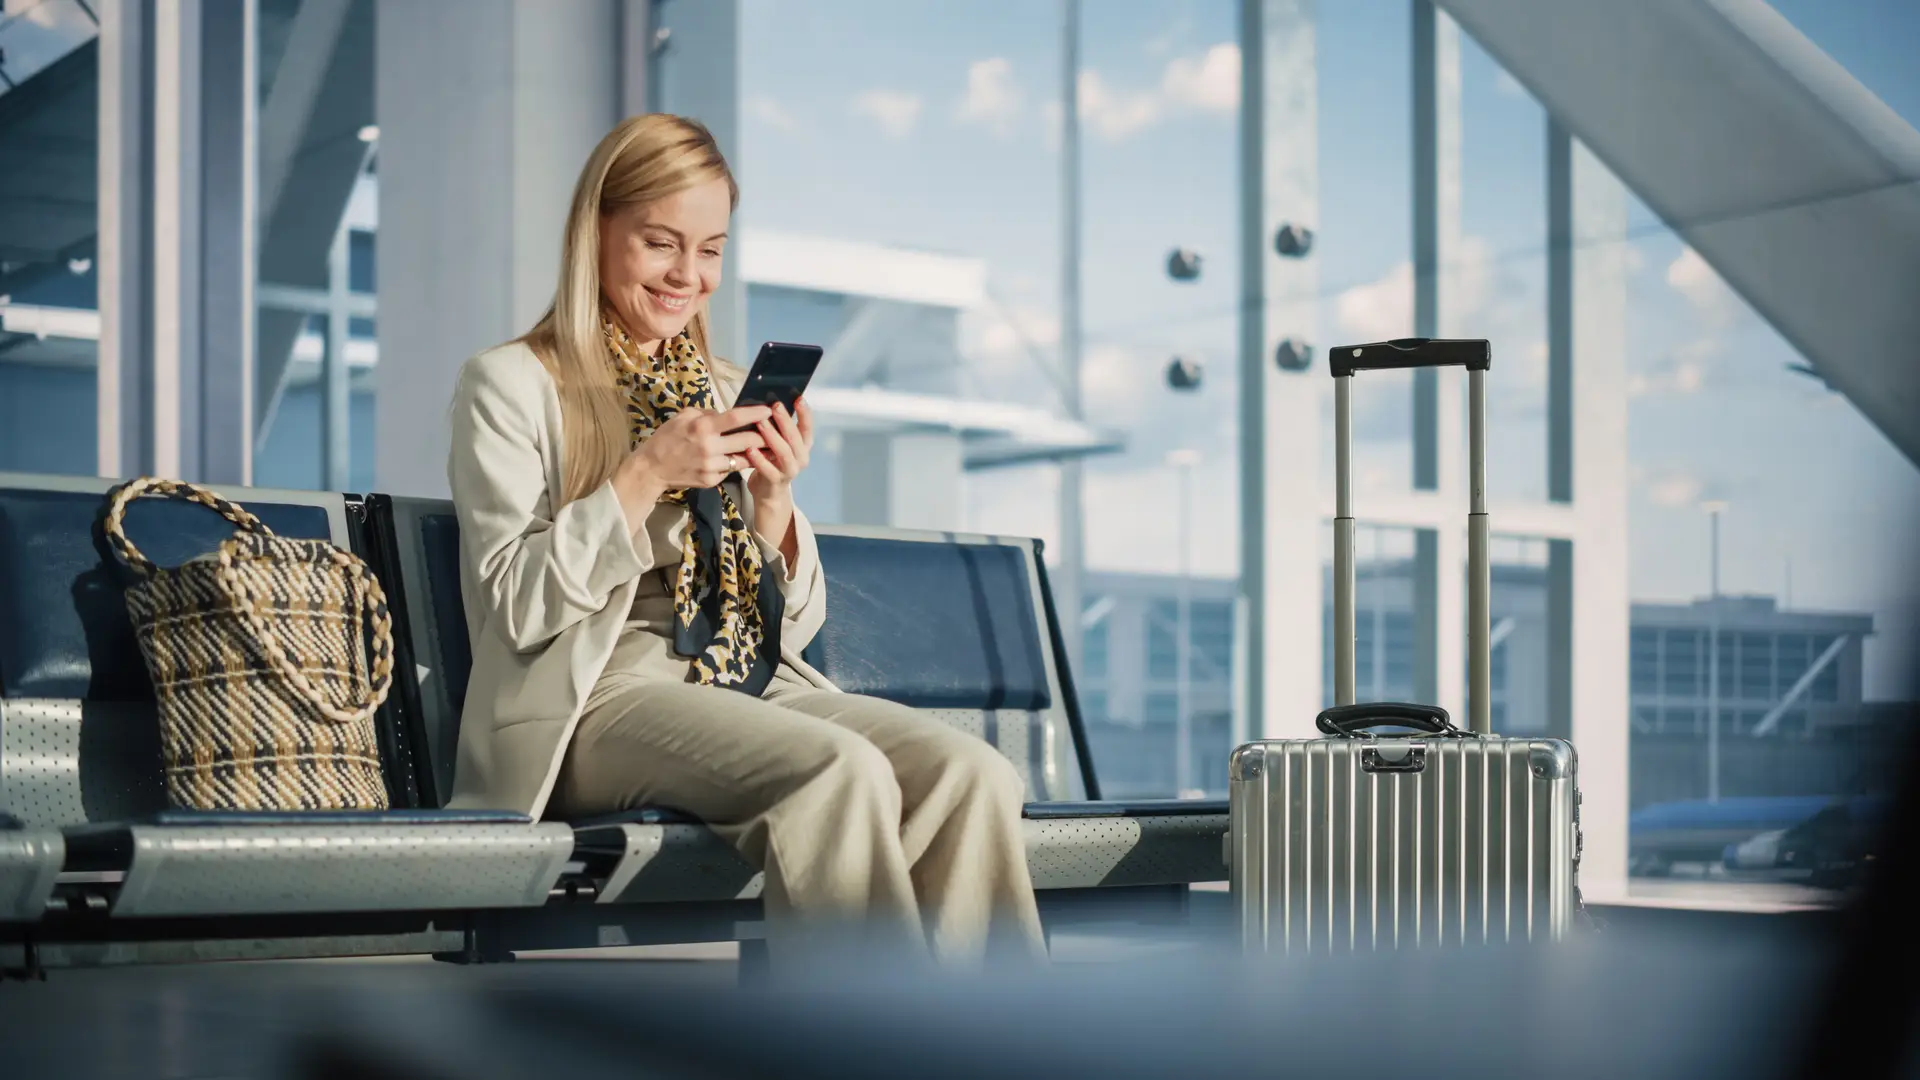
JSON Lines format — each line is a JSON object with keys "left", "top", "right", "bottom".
{"left": 604, "top": 317, "right": 783, "bottom": 695}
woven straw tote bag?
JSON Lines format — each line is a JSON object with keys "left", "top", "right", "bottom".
{"left": 103, "top": 478, "right": 395, "bottom": 811}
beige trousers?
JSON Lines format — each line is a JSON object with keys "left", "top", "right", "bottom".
{"left": 550, "top": 639, "right": 1047, "bottom": 967}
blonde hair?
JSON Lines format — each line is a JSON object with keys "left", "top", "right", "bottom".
{"left": 520, "top": 114, "right": 739, "bottom": 506}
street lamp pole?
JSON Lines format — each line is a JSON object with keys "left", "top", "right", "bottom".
{"left": 1704, "top": 500, "right": 1726, "bottom": 803}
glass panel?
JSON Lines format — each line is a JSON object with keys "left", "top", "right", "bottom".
{"left": 1625, "top": 166, "right": 1915, "bottom": 893}
{"left": 1079, "top": 689, "right": 1107, "bottom": 725}
{"left": 1081, "top": 616, "right": 1108, "bottom": 680}
{"left": 1460, "top": 33, "right": 1548, "bottom": 502}
{"left": 251, "top": 7, "right": 376, "bottom": 491}
{"left": 1630, "top": 628, "right": 1661, "bottom": 696}
{"left": 1737, "top": 631, "right": 1773, "bottom": 702}
{"left": 347, "top": 230, "right": 375, "bottom": 294}
{"left": 1189, "top": 599, "right": 1232, "bottom": 680}
{"left": 1663, "top": 630, "right": 1701, "bottom": 698}
{"left": 0, "top": 0, "right": 97, "bottom": 475}
{"left": 1322, "top": 524, "right": 1419, "bottom": 708}
{"left": 1146, "top": 600, "right": 1178, "bottom": 680}
{"left": 1484, "top": 534, "right": 1550, "bottom": 733}
{"left": 0, "top": 0, "right": 97, "bottom": 92}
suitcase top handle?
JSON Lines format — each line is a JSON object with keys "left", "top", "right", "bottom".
{"left": 1316, "top": 702, "right": 1472, "bottom": 739}
{"left": 1329, "top": 337, "right": 1490, "bottom": 379}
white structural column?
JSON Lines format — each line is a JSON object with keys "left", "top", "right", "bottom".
{"left": 652, "top": 0, "right": 745, "bottom": 364}
{"left": 1056, "top": 0, "right": 1085, "bottom": 675}
{"left": 1410, "top": 0, "right": 1466, "bottom": 721}
{"left": 98, "top": 0, "right": 255, "bottom": 484}
{"left": 1547, "top": 124, "right": 1631, "bottom": 895}
{"left": 1238, "top": 0, "right": 1322, "bottom": 740}
{"left": 375, "top": 0, "right": 621, "bottom": 497}
{"left": 839, "top": 432, "right": 966, "bottom": 532}
{"left": 96, "top": 0, "right": 153, "bottom": 479}
{"left": 322, "top": 224, "right": 352, "bottom": 491}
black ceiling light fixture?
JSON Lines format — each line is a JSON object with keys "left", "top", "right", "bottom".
{"left": 1274, "top": 338, "right": 1313, "bottom": 373}
{"left": 1273, "top": 223, "right": 1314, "bottom": 258}
{"left": 1166, "top": 355, "right": 1204, "bottom": 390}
{"left": 1166, "top": 248, "right": 1203, "bottom": 282}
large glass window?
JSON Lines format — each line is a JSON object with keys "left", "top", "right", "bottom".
{"left": 0, "top": 0, "right": 100, "bottom": 476}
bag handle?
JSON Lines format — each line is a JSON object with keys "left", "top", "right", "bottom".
{"left": 217, "top": 540, "right": 397, "bottom": 725}
{"left": 1316, "top": 702, "right": 1467, "bottom": 738}
{"left": 104, "top": 477, "right": 272, "bottom": 578}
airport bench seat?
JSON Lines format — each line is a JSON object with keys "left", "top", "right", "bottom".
{"left": 0, "top": 472, "right": 1226, "bottom": 950}
{"left": 0, "top": 477, "right": 575, "bottom": 923}
{"left": 374, "top": 496, "right": 1231, "bottom": 905}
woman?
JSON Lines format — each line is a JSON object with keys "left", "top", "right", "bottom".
{"left": 444, "top": 113, "right": 1045, "bottom": 966}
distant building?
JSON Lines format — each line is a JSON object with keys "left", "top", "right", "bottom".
{"left": 1629, "top": 595, "right": 1871, "bottom": 738}
{"left": 1078, "top": 561, "right": 1883, "bottom": 801}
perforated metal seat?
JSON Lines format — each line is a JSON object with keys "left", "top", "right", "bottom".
{"left": 0, "top": 475, "right": 573, "bottom": 920}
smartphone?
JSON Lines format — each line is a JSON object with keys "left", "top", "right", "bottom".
{"left": 723, "top": 341, "right": 822, "bottom": 433}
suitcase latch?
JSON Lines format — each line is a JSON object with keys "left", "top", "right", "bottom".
{"left": 1361, "top": 744, "right": 1428, "bottom": 773}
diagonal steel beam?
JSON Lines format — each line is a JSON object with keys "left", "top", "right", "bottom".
{"left": 257, "top": 0, "right": 353, "bottom": 226}
{"left": 1753, "top": 633, "right": 1850, "bottom": 737}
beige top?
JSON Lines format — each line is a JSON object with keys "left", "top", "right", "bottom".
{"left": 443, "top": 341, "right": 836, "bottom": 817}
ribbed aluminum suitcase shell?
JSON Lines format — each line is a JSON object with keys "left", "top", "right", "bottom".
{"left": 1229, "top": 735, "right": 1579, "bottom": 951}
{"left": 1229, "top": 338, "right": 1583, "bottom": 951}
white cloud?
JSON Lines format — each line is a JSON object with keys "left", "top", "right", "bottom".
{"left": 1335, "top": 261, "right": 1414, "bottom": 342}
{"left": 1666, "top": 247, "right": 1739, "bottom": 325}
{"left": 1646, "top": 472, "right": 1704, "bottom": 508}
{"left": 1081, "top": 343, "right": 1170, "bottom": 432}
{"left": 746, "top": 94, "right": 803, "bottom": 134}
{"left": 852, "top": 89, "right": 923, "bottom": 140}
{"left": 962, "top": 303, "right": 1060, "bottom": 361}
{"left": 956, "top": 58, "right": 1023, "bottom": 138}
{"left": 1161, "top": 43, "right": 1240, "bottom": 113}
{"left": 1494, "top": 69, "right": 1527, "bottom": 99}
{"left": 1079, "top": 70, "right": 1162, "bottom": 141}
{"left": 1047, "top": 43, "right": 1243, "bottom": 146}
{"left": 1336, "top": 235, "right": 1499, "bottom": 344}
{"left": 1627, "top": 359, "right": 1708, "bottom": 399}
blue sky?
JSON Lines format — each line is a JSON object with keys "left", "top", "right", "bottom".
{"left": 737, "top": 0, "right": 1920, "bottom": 698}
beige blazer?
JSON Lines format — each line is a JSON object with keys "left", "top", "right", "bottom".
{"left": 443, "top": 341, "right": 837, "bottom": 817}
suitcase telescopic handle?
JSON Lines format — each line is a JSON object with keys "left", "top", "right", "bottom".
{"left": 1316, "top": 702, "right": 1465, "bottom": 738}
{"left": 1329, "top": 337, "right": 1491, "bottom": 379}
{"left": 1329, "top": 338, "right": 1494, "bottom": 734}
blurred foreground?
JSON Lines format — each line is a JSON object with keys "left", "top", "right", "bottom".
{"left": 2, "top": 894, "right": 1911, "bottom": 1080}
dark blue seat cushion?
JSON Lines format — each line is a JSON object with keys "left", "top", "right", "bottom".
{"left": 419, "top": 513, "right": 473, "bottom": 717}
{"left": 801, "top": 535, "right": 1051, "bottom": 711}
{"left": 412, "top": 520, "right": 1051, "bottom": 715}
{"left": 0, "top": 487, "right": 335, "bottom": 700}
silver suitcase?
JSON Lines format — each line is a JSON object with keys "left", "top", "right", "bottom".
{"left": 1228, "top": 338, "right": 1583, "bottom": 951}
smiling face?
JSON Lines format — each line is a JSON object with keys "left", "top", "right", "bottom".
{"left": 598, "top": 177, "right": 733, "bottom": 350}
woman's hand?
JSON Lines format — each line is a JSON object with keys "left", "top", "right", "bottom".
{"left": 744, "top": 398, "right": 813, "bottom": 502}
{"left": 745, "top": 399, "right": 813, "bottom": 565}
{"left": 612, "top": 404, "right": 769, "bottom": 529}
